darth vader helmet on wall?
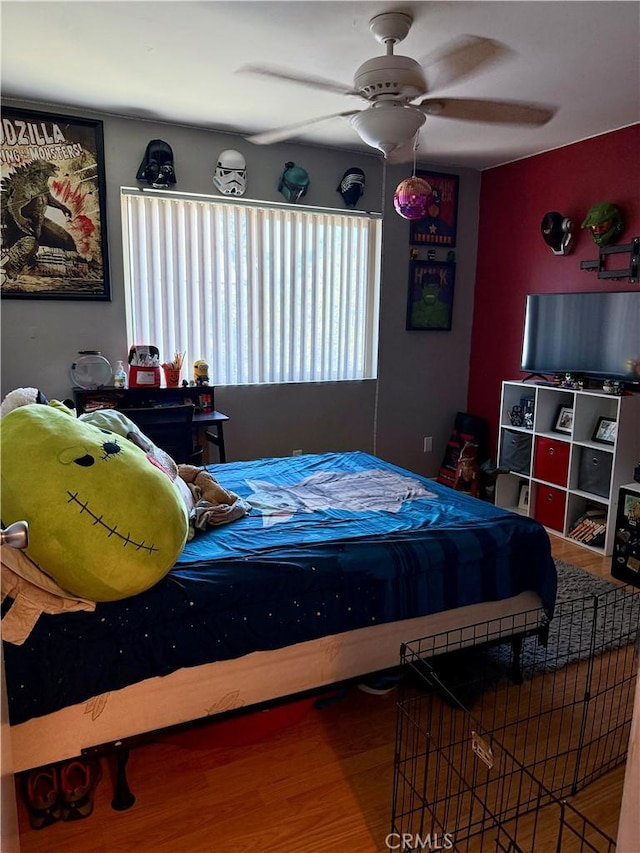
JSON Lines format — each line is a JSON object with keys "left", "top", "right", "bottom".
{"left": 136, "top": 139, "right": 176, "bottom": 188}
{"left": 540, "top": 211, "right": 574, "bottom": 255}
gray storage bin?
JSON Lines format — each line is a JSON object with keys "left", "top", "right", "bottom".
{"left": 577, "top": 448, "right": 613, "bottom": 497}
{"left": 500, "top": 429, "right": 532, "bottom": 475}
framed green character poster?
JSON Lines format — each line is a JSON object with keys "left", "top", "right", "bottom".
{"left": 406, "top": 260, "right": 456, "bottom": 331}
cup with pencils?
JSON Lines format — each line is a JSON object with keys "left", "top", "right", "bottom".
{"left": 162, "top": 352, "right": 184, "bottom": 387}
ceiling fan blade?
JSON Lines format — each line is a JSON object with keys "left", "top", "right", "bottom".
{"left": 246, "top": 111, "right": 362, "bottom": 146}
{"left": 418, "top": 97, "right": 556, "bottom": 126}
{"left": 237, "top": 64, "right": 361, "bottom": 97}
{"left": 419, "top": 35, "right": 514, "bottom": 92}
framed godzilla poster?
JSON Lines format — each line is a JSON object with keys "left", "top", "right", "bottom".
{"left": 1, "top": 107, "right": 110, "bottom": 300}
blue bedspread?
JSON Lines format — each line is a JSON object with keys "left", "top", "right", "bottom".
{"left": 3, "top": 452, "right": 556, "bottom": 725}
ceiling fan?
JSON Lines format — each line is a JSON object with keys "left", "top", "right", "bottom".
{"left": 240, "top": 11, "right": 555, "bottom": 158}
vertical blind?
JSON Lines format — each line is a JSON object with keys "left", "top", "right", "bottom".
{"left": 122, "top": 190, "right": 381, "bottom": 385}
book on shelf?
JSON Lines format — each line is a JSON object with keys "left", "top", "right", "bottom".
{"left": 567, "top": 509, "right": 607, "bottom": 547}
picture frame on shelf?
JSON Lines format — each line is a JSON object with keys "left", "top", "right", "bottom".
{"left": 518, "top": 482, "right": 530, "bottom": 511}
{"left": 592, "top": 416, "right": 617, "bottom": 445}
{"left": 0, "top": 107, "right": 110, "bottom": 301}
{"left": 552, "top": 405, "right": 574, "bottom": 434}
{"left": 406, "top": 259, "right": 456, "bottom": 331}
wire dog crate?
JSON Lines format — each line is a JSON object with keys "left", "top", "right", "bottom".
{"left": 391, "top": 584, "right": 639, "bottom": 852}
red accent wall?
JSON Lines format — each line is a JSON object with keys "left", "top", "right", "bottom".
{"left": 467, "top": 124, "right": 640, "bottom": 456}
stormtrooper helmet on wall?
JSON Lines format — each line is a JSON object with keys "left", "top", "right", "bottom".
{"left": 213, "top": 150, "right": 247, "bottom": 195}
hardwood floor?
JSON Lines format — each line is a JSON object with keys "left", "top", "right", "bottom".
{"left": 14, "top": 535, "right": 630, "bottom": 853}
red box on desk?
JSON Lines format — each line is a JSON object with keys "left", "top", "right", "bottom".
{"left": 128, "top": 366, "right": 161, "bottom": 388}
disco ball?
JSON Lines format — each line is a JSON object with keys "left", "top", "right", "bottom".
{"left": 393, "top": 176, "right": 433, "bottom": 220}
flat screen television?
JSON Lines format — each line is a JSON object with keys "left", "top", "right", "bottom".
{"left": 521, "top": 291, "right": 640, "bottom": 383}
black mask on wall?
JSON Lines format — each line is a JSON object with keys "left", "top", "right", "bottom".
{"left": 136, "top": 139, "right": 177, "bottom": 188}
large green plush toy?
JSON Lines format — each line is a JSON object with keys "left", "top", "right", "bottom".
{"left": 0, "top": 401, "right": 189, "bottom": 601}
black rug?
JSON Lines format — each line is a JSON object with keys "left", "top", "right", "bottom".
{"left": 413, "top": 561, "right": 640, "bottom": 705}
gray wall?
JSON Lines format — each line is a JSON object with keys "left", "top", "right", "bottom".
{"left": 1, "top": 98, "right": 481, "bottom": 475}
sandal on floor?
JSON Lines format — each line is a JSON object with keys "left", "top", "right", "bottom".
{"left": 60, "top": 758, "right": 102, "bottom": 821}
{"left": 20, "top": 765, "right": 61, "bottom": 829}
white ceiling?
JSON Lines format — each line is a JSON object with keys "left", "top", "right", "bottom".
{"left": 2, "top": 1, "right": 639, "bottom": 170}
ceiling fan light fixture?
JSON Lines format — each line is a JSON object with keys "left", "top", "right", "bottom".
{"left": 350, "top": 104, "right": 426, "bottom": 158}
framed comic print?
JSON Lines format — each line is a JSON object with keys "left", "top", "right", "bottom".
{"left": 406, "top": 259, "right": 456, "bottom": 331}
{"left": 409, "top": 171, "right": 459, "bottom": 248}
{"left": 1, "top": 107, "right": 110, "bottom": 300}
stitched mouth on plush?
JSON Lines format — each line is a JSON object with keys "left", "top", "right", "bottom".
{"left": 66, "top": 490, "right": 159, "bottom": 554}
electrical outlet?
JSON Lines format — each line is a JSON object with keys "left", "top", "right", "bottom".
{"left": 423, "top": 436, "right": 433, "bottom": 453}
{"left": 292, "top": 449, "right": 303, "bottom": 456}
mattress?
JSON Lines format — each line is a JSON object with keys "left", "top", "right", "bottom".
{"left": 3, "top": 450, "right": 556, "bottom": 762}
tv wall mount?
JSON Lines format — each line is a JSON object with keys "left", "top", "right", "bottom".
{"left": 580, "top": 236, "right": 639, "bottom": 283}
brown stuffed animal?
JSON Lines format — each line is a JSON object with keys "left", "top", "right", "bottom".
{"left": 177, "top": 464, "right": 238, "bottom": 506}
{"left": 176, "top": 464, "right": 251, "bottom": 538}
{"left": 454, "top": 441, "right": 480, "bottom": 498}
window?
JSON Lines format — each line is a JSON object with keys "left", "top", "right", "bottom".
{"left": 122, "top": 189, "right": 382, "bottom": 386}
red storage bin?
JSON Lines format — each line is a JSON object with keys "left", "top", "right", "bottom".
{"left": 533, "top": 436, "right": 570, "bottom": 486}
{"left": 534, "top": 485, "right": 566, "bottom": 532}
